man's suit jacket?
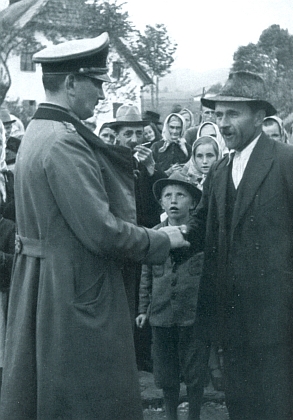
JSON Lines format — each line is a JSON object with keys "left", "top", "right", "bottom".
{"left": 192, "top": 133, "right": 293, "bottom": 347}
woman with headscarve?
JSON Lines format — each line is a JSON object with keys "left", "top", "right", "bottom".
{"left": 262, "top": 116, "right": 289, "bottom": 143}
{"left": 181, "top": 135, "right": 221, "bottom": 190}
{"left": 179, "top": 108, "right": 195, "bottom": 133}
{"left": 151, "top": 113, "right": 191, "bottom": 175}
{"left": 196, "top": 121, "right": 227, "bottom": 154}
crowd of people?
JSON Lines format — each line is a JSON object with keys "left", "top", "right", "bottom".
{"left": 0, "top": 31, "right": 293, "bottom": 420}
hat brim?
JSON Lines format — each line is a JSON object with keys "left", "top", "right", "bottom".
{"left": 153, "top": 178, "right": 202, "bottom": 203}
{"left": 201, "top": 96, "right": 276, "bottom": 117}
{"left": 85, "top": 73, "right": 111, "bottom": 83}
{"left": 107, "top": 120, "right": 150, "bottom": 129}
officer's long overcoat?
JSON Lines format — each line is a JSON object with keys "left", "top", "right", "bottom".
{"left": 0, "top": 104, "right": 170, "bottom": 420}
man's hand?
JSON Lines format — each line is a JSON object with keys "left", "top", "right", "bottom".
{"left": 159, "top": 225, "right": 190, "bottom": 248}
{"left": 136, "top": 314, "right": 147, "bottom": 328}
{"left": 165, "top": 163, "right": 183, "bottom": 177}
{"left": 133, "top": 145, "right": 156, "bottom": 175}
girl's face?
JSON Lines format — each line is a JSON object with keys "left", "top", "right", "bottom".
{"left": 194, "top": 143, "right": 217, "bottom": 174}
{"left": 143, "top": 125, "right": 155, "bottom": 142}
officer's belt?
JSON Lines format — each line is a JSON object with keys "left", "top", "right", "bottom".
{"left": 15, "top": 234, "right": 46, "bottom": 258}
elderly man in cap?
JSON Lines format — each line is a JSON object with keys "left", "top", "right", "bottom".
{"left": 188, "top": 71, "right": 293, "bottom": 420}
{"left": 111, "top": 104, "right": 165, "bottom": 229}
{"left": 0, "top": 33, "right": 189, "bottom": 420}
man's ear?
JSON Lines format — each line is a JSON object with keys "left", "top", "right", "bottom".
{"left": 65, "top": 74, "right": 75, "bottom": 90}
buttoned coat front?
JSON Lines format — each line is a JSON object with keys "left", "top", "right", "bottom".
{"left": 193, "top": 134, "right": 293, "bottom": 348}
{"left": 138, "top": 221, "right": 204, "bottom": 327}
{"left": 0, "top": 105, "right": 171, "bottom": 420}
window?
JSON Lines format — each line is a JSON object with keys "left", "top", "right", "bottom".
{"left": 20, "top": 52, "right": 36, "bottom": 72}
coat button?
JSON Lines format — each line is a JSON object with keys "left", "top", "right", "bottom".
{"left": 255, "top": 242, "right": 260, "bottom": 250}
{"left": 250, "top": 216, "right": 254, "bottom": 222}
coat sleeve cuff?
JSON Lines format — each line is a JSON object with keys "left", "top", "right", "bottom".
{"left": 142, "top": 228, "right": 170, "bottom": 265}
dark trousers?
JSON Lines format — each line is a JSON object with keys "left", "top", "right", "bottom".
{"left": 152, "top": 325, "right": 209, "bottom": 419}
{"left": 224, "top": 343, "right": 293, "bottom": 420}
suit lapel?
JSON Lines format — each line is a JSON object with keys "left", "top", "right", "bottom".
{"left": 231, "top": 134, "right": 274, "bottom": 231}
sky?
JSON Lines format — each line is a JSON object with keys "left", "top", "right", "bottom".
{"left": 123, "top": 0, "right": 293, "bottom": 73}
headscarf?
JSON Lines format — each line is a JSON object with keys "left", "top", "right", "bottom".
{"left": 180, "top": 135, "right": 220, "bottom": 190}
{"left": 0, "top": 120, "right": 7, "bottom": 202}
{"left": 159, "top": 113, "right": 188, "bottom": 156}
{"left": 179, "top": 108, "right": 195, "bottom": 131}
{"left": 263, "top": 116, "right": 288, "bottom": 143}
{"left": 196, "top": 121, "right": 227, "bottom": 154}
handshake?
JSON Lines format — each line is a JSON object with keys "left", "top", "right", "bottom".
{"left": 159, "top": 224, "right": 190, "bottom": 249}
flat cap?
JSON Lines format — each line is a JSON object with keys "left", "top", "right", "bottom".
{"left": 33, "top": 32, "right": 111, "bottom": 82}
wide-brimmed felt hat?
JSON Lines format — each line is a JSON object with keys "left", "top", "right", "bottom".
{"left": 201, "top": 71, "right": 276, "bottom": 117}
{"left": 108, "top": 105, "right": 149, "bottom": 129}
{"left": 33, "top": 32, "right": 111, "bottom": 83}
{"left": 153, "top": 171, "right": 202, "bottom": 203}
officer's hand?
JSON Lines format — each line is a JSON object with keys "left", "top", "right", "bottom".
{"left": 159, "top": 226, "right": 190, "bottom": 248}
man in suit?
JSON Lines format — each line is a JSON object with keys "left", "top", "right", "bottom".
{"left": 190, "top": 71, "right": 293, "bottom": 419}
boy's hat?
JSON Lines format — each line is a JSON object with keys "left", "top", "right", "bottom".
{"left": 153, "top": 171, "right": 202, "bottom": 203}
{"left": 33, "top": 32, "right": 110, "bottom": 82}
{"left": 201, "top": 71, "right": 276, "bottom": 117}
{"left": 108, "top": 105, "right": 149, "bottom": 128}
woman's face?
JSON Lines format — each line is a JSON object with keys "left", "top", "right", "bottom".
{"left": 181, "top": 112, "right": 192, "bottom": 129}
{"left": 199, "top": 124, "right": 216, "bottom": 138}
{"left": 194, "top": 143, "right": 217, "bottom": 175}
{"left": 168, "top": 116, "right": 182, "bottom": 141}
{"left": 143, "top": 125, "right": 156, "bottom": 142}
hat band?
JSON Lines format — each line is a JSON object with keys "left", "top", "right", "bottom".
{"left": 79, "top": 67, "right": 108, "bottom": 74}
{"left": 43, "top": 66, "right": 108, "bottom": 75}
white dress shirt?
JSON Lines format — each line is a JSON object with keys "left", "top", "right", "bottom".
{"left": 231, "top": 134, "right": 261, "bottom": 189}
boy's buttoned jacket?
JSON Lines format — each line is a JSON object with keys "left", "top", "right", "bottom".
{"left": 139, "top": 220, "right": 204, "bottom": 327}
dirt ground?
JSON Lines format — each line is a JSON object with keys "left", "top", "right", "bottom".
{"left": 143, "top": 401, "right": 229, "bottom": 419}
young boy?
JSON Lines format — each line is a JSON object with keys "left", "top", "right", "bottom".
{"left": 136, "top": 172, "right": 209, "bottom": 420}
